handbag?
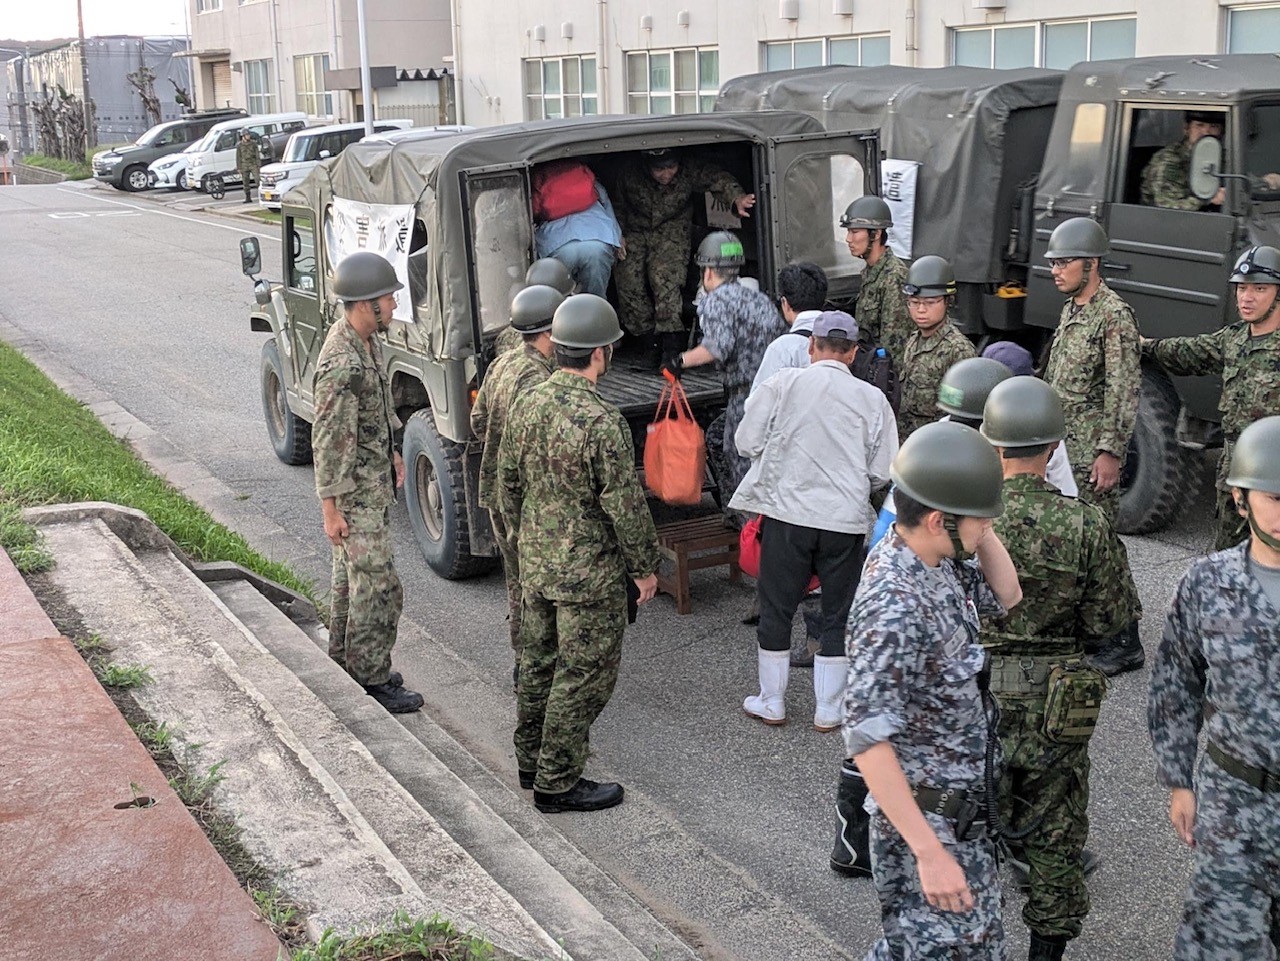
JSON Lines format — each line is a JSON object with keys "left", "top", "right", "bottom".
{"left": 643, "top": 371, "right": 706, "bottom": 506}
{"left": 738, "top": 515, "right": 821, "bottom": 593}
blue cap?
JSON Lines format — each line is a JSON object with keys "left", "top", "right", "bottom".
{"left": 811, "top": 309, "right": 859, "bottom": 341}
{"left": 982, "top": 340, "right": 1035, "bottom": 378}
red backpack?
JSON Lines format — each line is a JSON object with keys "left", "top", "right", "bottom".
{"left": 532, "top": 160, "right": 599, "bottom": 222}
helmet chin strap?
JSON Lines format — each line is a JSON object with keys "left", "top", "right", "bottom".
{"left": 1240, "top": 492, "right": 1280, "bottom": 552}
{"left": 1066, "top": 260, "right": 1093, "bottom": 298}
{"left": 1246, "top": 288, "right": 1280, "bottom": 325}
{"left": 943, "top": 515, "right": 972, "bottom": 562}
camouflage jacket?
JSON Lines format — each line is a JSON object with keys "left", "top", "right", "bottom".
{"left": 843, "top": 529, "right": 1007, "bottom": 800}
{"left": 897, "top": 320, "right": 976, "bottom": 440}
{"left": 470, "top": 343, "right": 555, "bottom": 508}
{"left": 1140, "top": 141, "right": 1202, "bottom": 211}
{"left": 493, "top": 325, "right": 524, "bottom": 357}
{"left": 1044, "top": 281, "right": 1141, "bottom": 464}
{"left": 855, "top": 248, "right": 912, "bottom": 367}
{"left": 496, "top": 370, "right": 661, "bottom": 603}
{"left": 1143, "top": 323, "right": 1280, "bottom": 441}
{"left": 613, "top": 157, "right": 745, "bottom": 234}
{"left": 312, "top": 319, "right": 399, "bottom": 513}
{"left": 698, "top": 281, "right": 786, "bottom": 394}
{"left": 235, "top": 137, "right": 261, "bottom": 173}
{"left": 1148, "top": 543, "right": 1280, "bottom": 790}
{"left": 983, "top": 474, "right": 1139, "bottom": 658}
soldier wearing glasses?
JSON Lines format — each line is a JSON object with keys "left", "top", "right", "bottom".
{"left": 896, "top": 255, "right": 977, "bottom": 440}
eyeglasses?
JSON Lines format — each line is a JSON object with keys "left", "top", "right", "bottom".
{"left": 1048, "top": 257, "right": 1081, "bottom": 270}
{"left": 906, "top": 296, "right": 945, "bottom": 309}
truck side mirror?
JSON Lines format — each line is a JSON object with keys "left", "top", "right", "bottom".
{"left": 1190, "top": 136, "right": 1223, "bottom": 201}
{"left": 240, "top": 236, "right": 262, "bottom": 277}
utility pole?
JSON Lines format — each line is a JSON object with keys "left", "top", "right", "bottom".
{"left": 356, "top": 0, "right": 373, "bottom": 136}
{"left": 76, "top": 0, "right": 95, "bottom": 153}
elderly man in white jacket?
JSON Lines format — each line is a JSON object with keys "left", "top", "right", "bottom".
{"left": 730, "top": 310, "right": 899, "bottom": 730}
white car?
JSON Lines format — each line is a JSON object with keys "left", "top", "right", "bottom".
{"left": 258, "top": 119, "right": 412, "bottom": 210}
{"left": 148, "top": 143, "right": 200, "bottom": 190}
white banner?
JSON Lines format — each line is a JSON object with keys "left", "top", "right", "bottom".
{"left": 881, "top": 159, "right": 920, "bottom": 261}
{"left": 324, "top": 197, "right": 417, "bottom": 322}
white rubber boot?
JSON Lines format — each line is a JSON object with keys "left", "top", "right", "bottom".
{"left": 743, "top": 648, "right": 790, "bottom": 725}
{"left": 813, "top": 654, "right": 848, "bottom": 732}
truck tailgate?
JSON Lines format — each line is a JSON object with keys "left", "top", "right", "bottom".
{"left": 597, "top": 366, "right": 725, "bottom": 420}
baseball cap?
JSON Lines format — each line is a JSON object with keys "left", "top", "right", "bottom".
{"left": 812, "top": 310, "right": 859, "bottom": 341}
{"left": 982, "top": 340, "right": 1035, "bottom": 377}
{"left": 645, "top": 148, "right": 679, "bottom": 169}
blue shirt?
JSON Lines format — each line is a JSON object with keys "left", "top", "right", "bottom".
{"left": 535, "top": 182, "right": 623, "bottom": 258}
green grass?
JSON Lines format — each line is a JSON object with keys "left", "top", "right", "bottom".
{"left": 293, "top": 911, "right": 497, "bottom": 961}
{"left": 21, "top": 153, "right": 92, "bottom": 180}
{"left": 0, "top": 340, "right": 316, "bottom": 604}
{"left": 0, "top": 501, "right": 53, "bottom": 573}
{"left": 244, "top": 209, "right": 281, "bottom": 225}
{"left": 98, "top": 663, "right": 154, "bottom": 689}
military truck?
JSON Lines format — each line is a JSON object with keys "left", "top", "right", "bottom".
{"left": 241, "top": 112, "right": 880, "bottom": 578}
{"left": 718, "top": 56, "right": 1280, "bottom": 535}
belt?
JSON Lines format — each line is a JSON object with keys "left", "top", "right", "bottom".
{"left": 986, "top": 652, "right": 1084, "bottom": 698}
{"left": 1208, "top": 742, "right": 1280, "bottom": 793}
{"left": 911, "top": 784, "right": 987, "bottom": 841}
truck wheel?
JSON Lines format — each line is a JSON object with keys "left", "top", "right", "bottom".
{"left": 1117, "top": 367, "right": 1192, "bottom": 535}
{"left": 123, "top": 165, "right": 150, "bottom": 192}
{"left": 403, "top": 410, "right": 493, "bottom": 580}
{"left": 260, "top": 340, "right": 313, "bottom": 466}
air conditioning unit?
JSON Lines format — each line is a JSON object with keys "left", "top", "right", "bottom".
{"left": 833, "top": 0, "right": 854, "bottom": 15}
{"left": 780, "top": 0, "right": 800, "bottom": 20}
{"left": 531, "top": 24, "right": 546, "bottom": 42}
{"left": 561, "top": 22, "right": 574, "bottom": 39}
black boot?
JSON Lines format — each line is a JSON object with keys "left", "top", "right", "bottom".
{"left": 830, "top": 760, "right": 872, "bottom": 877}
{"left": 1086, "top": 621, "right": 1144, "bottom": 677}
{"left": 518, "top": 770, "right": 536, "bottom": 790}
{"left": 364, "top": 681, "right": 424, "bottom": 713}
{"left": 1028, "top": 933, "right": 1068, "bottom": 961}
{"left": 534, "top": 777, "right": 624, "bottom": 813}
{"left": 658, "top": 331, "right": 686, "bottom": 364}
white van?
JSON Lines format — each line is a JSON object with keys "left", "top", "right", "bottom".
{"left": 184, "top": 111, "right": 308, "bottom": 192}
{"left": 258, "top": 119, "right": 413, "bottom": 210}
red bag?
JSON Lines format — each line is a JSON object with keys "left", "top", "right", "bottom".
{"left": 644, "top": 371, "right": 707, "bottom": 506}
{"left": 738, "top": 515, "right": 821, "bottom": 592}
{"left": 531, "top": 160, "right": 598, "bottom": 222}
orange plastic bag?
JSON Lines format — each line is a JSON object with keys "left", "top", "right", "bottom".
{"left": 739, "top": 515, "right": 820, "bottom": 592}
{"left": 644, "top": 370, "right": 707, "bottom": 506}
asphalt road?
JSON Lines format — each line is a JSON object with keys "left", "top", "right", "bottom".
{"left": 1, "top": 180, "right": 1215, "bottom": 961}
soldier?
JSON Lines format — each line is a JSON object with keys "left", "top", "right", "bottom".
{"left": 1141, "top": 111, "right": 1227, "bottom": 210}
{"left": 496, "top": 294, "right": 661, "bottom": 813}
{"left": 612, "top": 147, "right": 755, "bottom": 360}
{"left": 495, "top": 259, "right": 576, "bottom": 357}
{"left": 842, "top": 195, "right": 912, "bottom": 367}
{"left": 1148, "top": 415, "right": 1280, "bottom": 961}
{"left": 980, "top": 377, "right": 1140, "bottom": 961}
{"left": 897, "top": 255, "right": 977, "bottom": 440}
{"left": 470, "top": 284, "right": 561, "bottom": 689}
{"left": 235, "top": 129, "right": 260, "bottom": 204}
{"left": 1142, "top": 246, "right": 1280, "bottom": 550}
{"left": 313, "top": 252, "right": 423, "bottom": 714}
{"left": 663, "top": 230, "right": 785, "bottom": 522}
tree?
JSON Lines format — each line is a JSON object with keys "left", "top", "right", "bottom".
{"left": 170, "top": 77, "right": 193, "bottom": 111}
{"left": 127, "top": 65, "right": 162, "bottom": 129}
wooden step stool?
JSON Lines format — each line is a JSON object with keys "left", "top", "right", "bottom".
{"left": 655, "top": 516, "right": 741, "bottom": 615}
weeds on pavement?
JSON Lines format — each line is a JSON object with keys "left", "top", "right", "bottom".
{"left": 0, "top": 502, "right": 53, "bottom": 574}
{"left": 295, "top": 911, "right": 497, "bottom": 961}
{"left": 99, "top": 663, "right": 154, "bottom": 689}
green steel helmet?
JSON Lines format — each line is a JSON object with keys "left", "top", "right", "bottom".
{"left": 890, "top": 421, "right": 1004, "bottom": 518}
{"left": 332, "top": 251, "right": 403, "bottom": 301}
{"left": 839, "top": 195, "right": 893, "bottom": 230}
{"left": 1045, "top": 217, "right": 1109, "bottom": 259}
{"left": 937, "top": 357, "right": 1012, "bottom": 419}
{"left": 695, "top": 230, "right": 747, "bottom": 268}
{"left": 550, "top": 293, "right": 623, "bottom": 350}
{"left": 980, "top": 376, "right": 1067, "bottom": 447}
{"left": 525, "top": 258, "right": 575, "bottom": 296}
{"left": 1229, "top": 246, "right": 1280, "bottom": 285}
{"left": 903, "top": 255, "right": 957, "bottom": 298}
{"left": 509, "top": 284, "right": 564, "bottom": 333}
{"left": 1225, "top": 416, "right": 1280, "bottom": 494}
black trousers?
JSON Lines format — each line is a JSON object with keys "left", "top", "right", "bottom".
{"left": 756, "top": 516, "right": 865, "bottom": 657}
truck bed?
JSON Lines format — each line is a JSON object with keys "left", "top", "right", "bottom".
{"left": 597, "top": 364, "right": 725, "bottom": 422}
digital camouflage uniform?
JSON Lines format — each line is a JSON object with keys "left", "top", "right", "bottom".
{"left": 313, "top": 318, "right": 403, "bottom": 686}
{"left": 1043, "top": 281, "right": 1141, "bottom": 524}
{"left": 1143, "top": 325, "right": 1280, "bottom": 549}
{"left": 1148, "top": 543, "right": 1280, "bottom": 961}
{"left": 983, "top": 474, "right": 1139, "bottom": 942}
{"left": 1141, "top": 141, "right": 1205, "bottom": 211}
{"left": 497, "top": 370, "right": 661, "bottom": 794}
{"left": 470, "top": 342, "right": 556, "bottom": 651}
{"left": 898, "top": 322, "right": 977, "bottom": 440}
{"left": 493, "top": 324, "right": 523, "bottom": 357}
{"left": 857, "top": 248, "right": 913, "bottom": 368}
{"left": 612, "top": 157, "right": 747, "bottom": 337}
{"left": 697, "top": 281, "right": 786, "bottom": 512}
{"left": 843, "top": 529, "right": 1008, "bottom": 961}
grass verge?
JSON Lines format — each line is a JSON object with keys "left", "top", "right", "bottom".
{"left": 244, "top": 209, "right": 282, "bottom": 225}
{"left": 21, "top": 153, "right": 92, "bottom": 180}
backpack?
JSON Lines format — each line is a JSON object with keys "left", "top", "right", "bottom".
{"left": 788, "top": 328, "right": 901, "bottom": 412}
{"left": 531, "top": 160, "right": 599, "bottom": 222}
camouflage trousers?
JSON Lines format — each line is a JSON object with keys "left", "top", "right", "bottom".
{"left": 614, "top": 219, "right": 692, "bottom": 337}
{"left": 1173, "top": 754, "right": 1280, "bottom": 961}
{"left": 1213, "top": 442, "right": 1249, "bottom": 552}
{"left": 514, "top": 588, "right": 627, "bottom": 794}
{"left": 1069, "top": 461, "right": 1121, "bottom": 527}
{"left": 488, "top": 508, "right": 522, "bottom": 652}
{"left": 998, "top": 700, "right": 1091, "bottom": 940}
{"left": 328, "top": 507, "right": 403, "bottom": 686}
{"left": 705, "top": 390, "right": 750, "bottom": 523}
{"left": 867, "top": 812, "right": 1004, "bottom": 960}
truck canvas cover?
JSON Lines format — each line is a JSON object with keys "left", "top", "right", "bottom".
{"left": 717, "top": 66, "right": 1064, "bottom": 283}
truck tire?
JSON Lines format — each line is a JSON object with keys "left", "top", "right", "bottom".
{"left": 403, "top": 410, "right": 493, "bottom": 580}
{"left": 123, "top": 165, "right": 150, "bottom": 192}
{"left": 1117, "top": 367, "right": 1191, "bottom": 535}
{"left": 260, "top": 340, "right": 313, "bottom": 466}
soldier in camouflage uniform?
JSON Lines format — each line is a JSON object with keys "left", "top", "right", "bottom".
{"left": 844, "top": 421, "right": 1023, "bottom": 961}
{"left": 313, "top": 252, "right": 423, "bottom": 714}
{"left": 1141, "top": 111, "right": 1227, "bottom": 210}
{"left": 497, "top": 294, "right": 660, "bottom": 813}
{"left": 471, "top": 284, "right": 561, "bottom": 687}
{"left": 898, "top": 256, "right": 977, "bottom": 440}
{"left": 843, "top": 196, "right": 913, "bottom": 368}
{"left": 1148, "top": 415, "right": 1280, "bottom": 961}
{"left": 612, "top": 148, "right": 755, "bottom": 357}
{"left": 1142, "top": 246, "right": 1280, "bottom": 550}
{"left": 979, "top": 377, "right": 1139, "bottom": 961}
{"left": 663, "top": 231, "right": 785, "bottom": 521}
{"left": 235, "top": 129, "right": 260, "bottom": 204}
{"left": 494, "top": 259, "right": 576, "bottom": 357}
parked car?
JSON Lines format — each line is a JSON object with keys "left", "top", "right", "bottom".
{"left": 184, "top": 112, "right": 309, "bottom": 193}
{"left": 258, "top": 120, "right": 413, "bottom": 210}
{"left": 92, "top": 109, "right": 246, "bottom": 191}
{"left": 148, "top": 141, "right": 203, "bottom": 190}
{"left": 357, "top": 124, "right": 474, "bottom": 145}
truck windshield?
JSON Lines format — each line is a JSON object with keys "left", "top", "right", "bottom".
{"left": 1246, "top": 104, "right": 1280, "bottom": 199}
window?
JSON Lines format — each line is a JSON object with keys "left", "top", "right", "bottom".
{"left": 244, "top": 59, "right": 275, "bottom": 114}
{"left": 523, "top": 56, "right": 597, "bottom": 119}
{"left": 1243, "top": 104, "right": 1280, "bottom": 199}
{"left": 1227, "top": 4, "right": 1280, "bottom": 52}
{"left": 1063, "top": 102, "right": 1108, "bottom": 198}
{"left": 953, "top": 25, "right": 1035, "bottom": 68}
{"left": 195, "top": 0, "right": 221, "bottom": 11}
{"left": 294, "top": 54, "right": 332, "bottom": 117}
{"left": 466, "top": 173, "right": 532, "bottom": 334}
{"left": 626, "top": 48, "right": 718, "bottom": 115}
{"left": 954, "top": 17, "right": 1134, "bottom": 68}
{"left": 829, "top": 35, "right": 891, "bottom": 67}
{"left": 764, "top": 35, "right": 890, "bottom": 71}
{"left": 287, "top": 217, "right": 317, "bottom": 293}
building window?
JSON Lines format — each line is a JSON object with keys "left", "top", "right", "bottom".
{"left": 829, "top": 35, "right": 891, "bottom": 66}
{"left": 195, "top": 0, "right": 221, "bottom": 11}
{"left": 764, "top": 35, "right": 890, "bottom": 71}
{"left": 294, "top": 54, "right": 332, "bottom": 117}
{"left": 1227, "top": 4, "right": 1280, "bottom": 52}
{"left": 953, "top": 25, "right": 1036, "bottom": 68}
{"left": 523, "top": 56, "right": 597, "bottom": 120}
{"left": 244, "top": 59, "right": 275, "bottom": 114}
{"left": 626, "top": 48, "right": 719, "bottom": 115}
{"left": 953, "top": 17, "right": 1135, "bottom": 69}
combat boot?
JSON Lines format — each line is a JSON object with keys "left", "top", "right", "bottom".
{"left": 1028, "top": 933, "right": 1068, "bottom": 961}
{"left": 364, "top": 681, "right": 424, "bottom": 713}
{"left": 830, "top": 760, "right": 872, "bottom": 878}
{"left": 813, "top": 654, "right": 847, "bottom": 732}
{"left": 743, "top": 648, "right": 789, "bottom": 724}
{"left": 533, "top": 777, "right": 624, "bottom": 813}
{"left": 1086, "top": 621, "right": 1144, "bottom": 677}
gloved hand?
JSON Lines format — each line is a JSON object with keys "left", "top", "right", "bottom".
{"left": 661, "top": 352, "right": 684, "bottom": 379}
